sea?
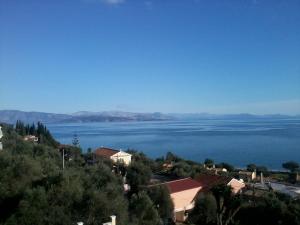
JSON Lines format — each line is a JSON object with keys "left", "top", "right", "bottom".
{"left": 47, "top": 119, "right": 300, "bottom": 170}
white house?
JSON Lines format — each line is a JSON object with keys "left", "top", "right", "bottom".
{"left": 24, "top": 135, "right": 39, "bottom": 142}
{"left": 94, "top": 147, "right": 132, "bottom": 165}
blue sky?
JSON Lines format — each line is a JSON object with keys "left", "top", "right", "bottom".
{"left": 1, "top": 0, "right": 300, "bottom": 114}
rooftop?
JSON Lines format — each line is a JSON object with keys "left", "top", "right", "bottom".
{"left": 194, "top": 174, "right": 232, "bottom": 192}
{"left": 94, "top": 147, "right": 120, "bottom": 158}
{"left": 164, "top": 178, "right": 202, "bottom": 194}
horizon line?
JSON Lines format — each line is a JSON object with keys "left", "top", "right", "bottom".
{"left": 0, "top": 109, "right": 299, "bottom": 117}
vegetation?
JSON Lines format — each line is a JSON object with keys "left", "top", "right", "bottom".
{"left": 282, "top": 161, "right": 300, "bottom": 173}
{"left": 1, "top": 121, "right": 300, "bottom": 225}
{"left": 235, "top": 192, "right": 300, "bottom": 225}
{"left": 188, "top": 185, "right": 300, "bottom": 225}
{"left": 189, "top": 185, "right": 242, "bottom": 225}
{"left": 147, "top": 185, "right": 174, "bottom": 223}
{"left": 0, "top": 122, "right": 175, "bottom": 225}
{"left": 0, "top": 123, "right": 129, "bottom": 225}
{"left": 246, "top": 163, "right": 270, "bottom": 176}
{"left": 246, "top": 164, "right": 257, "bottom": 172}
{"left": 15, "top": 120, "right": 58, "bottom": 147}
{"left": 129, "top": 191, "right": 160, "bottom": 225}
{"left": 127, "top": 161, "right": 152, "bottom": 195}
{"left": 216, "top": 162, "right": 234, "bottom": 172}
{"left": 204, "top": 158, "right": 214, "bottom": 168}
{"left": 72, "top": 133, "right": 80, "bottom": 147}
{"left": 188, "top": 193, "right": 217, "bottom": 225}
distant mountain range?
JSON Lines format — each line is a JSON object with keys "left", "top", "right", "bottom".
{"left": 0, "top": 110, "right": 172, "bottom": 124}
{"left": 0, "top": 110, "right": 299, "bottom": 124}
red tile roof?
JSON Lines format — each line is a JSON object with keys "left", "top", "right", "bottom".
{"left": 194, "top": 174, "right": 231, "bottom": 192}
{"left": 164, "top": 178, "right": 202, "bottom": 194}
{"left": 94, "top": 147, "right": 119, "bottom": 158}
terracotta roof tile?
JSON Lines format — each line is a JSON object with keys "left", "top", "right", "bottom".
{"left": 194, "top": 174, "right": 231, "bottom": 192}
{"left": 165, "top": 178, "right": 202, "bottom": 194}
{"left": 94, "top": 147, "right": 119, "bottom": 158}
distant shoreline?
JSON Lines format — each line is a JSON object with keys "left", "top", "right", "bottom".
{"left": 1, "top": 109, "right": 299, "bottom": 124}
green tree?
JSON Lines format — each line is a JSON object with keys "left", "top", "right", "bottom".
{"left": 282, "top": 161, "right": 300, "bottom": 173}
{"left": 72, "top": 134, "right": 80, "bottom": 147}
{"left": 0, "top": 124, "right": 130, "bottom": 225}
{"left": 148, "top": 185, "right": 174, "bottom": 223}
{"left": 235, "top": 193, "right": 299, "bottom": 225}
{"left": 211, "top": 184, "right": 242, "bottom": 225}
{"left": 171, "top": 161, "right": 192, "bottom": 177}
{"left": 256, "top": 166, "right": 269, "bottom": 176}
{"left": 188, "top": 193, "right": 217, "bottom": 225}
{"left": 15, "top": 120, "right": 26, "bottom": 136}
{"left": 205, "top": 158, "right": 214, "bottom": 168}
{"left": 165, "top": 152, "right": 180, "bottom": 163}
{"left": 216, "top": 162, "right": 235, "bottom": 172}
{"left": 129, "top": 191, "right": 161, "bottom": 225}
{"left": 246, "top": 164, "right": 257, "bottom": 172}
{"left": 11, "top": 187, "right": 48, "bottom": 225}
{"left": 127, "top": 162, "right": 152, "bottom": 194}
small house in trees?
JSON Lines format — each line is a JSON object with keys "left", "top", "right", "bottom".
{"left": 24, "top": 135, "right": 39, "bottom": 142}
{"left": 152, "top": 174, "right": 245, "bottom": 223}
{"left": 94, "top": 147, "right": 132, "bottom": 165}
{"left": 195, "top": 174, "right": 245, "bottom": 194}
{"left": 163, "top": 178, "right": 202, "bottom": 222}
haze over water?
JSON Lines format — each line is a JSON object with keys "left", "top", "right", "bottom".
{"left": 47, "top": 118, "right": 300, "bottom": 170}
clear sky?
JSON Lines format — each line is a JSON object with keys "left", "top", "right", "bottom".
{"left": 1, "top": 0, "right": 300, "bottom": 114}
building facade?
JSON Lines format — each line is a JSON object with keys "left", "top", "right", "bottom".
{"left": 94, "top": 147, "right": 132, "bottom": 165}
{"left": 161, "top": 178, "right": 202, "bottom": 222}
{"left": 161, "top": 175, "right": 245, "bottom": 222}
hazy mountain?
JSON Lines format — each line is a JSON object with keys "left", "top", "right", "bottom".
{"left": 0, "top": 110, "right": 172, "bottom": 124}
{"left": 0, "top": 110, "right": 298, "bottom": 124}
{"left": 0, "top": 110, "right": 72, "bottom": 124}
{"left": 168, "top": 113, "right": 299, "bottom": 120}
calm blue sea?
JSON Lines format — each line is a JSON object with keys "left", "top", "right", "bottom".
{"left": 47, "top": 119, "right": 300, "bottom": 169}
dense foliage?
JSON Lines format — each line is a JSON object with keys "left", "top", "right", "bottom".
{"left": 0, "top": 123, "right": 129, "bottom": 225}
{"left": 1, "top": 122, "right": 300, "bottom": 225}
{"left": 15, "top": 120, "right": 59, "bottom": 147}
{"left": 188, "top": 185, "right": 300, "bottom": 225}
{"left": 282, "top": 161, "right": 300, "bottom": 172}
{"left": 0, "top": 123, "right": 174, "bottom": 225}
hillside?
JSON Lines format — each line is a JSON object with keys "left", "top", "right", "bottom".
{"left": 1, "top": 110, "right": 298, "bottom": 124}
{"left": 1, "top": 122, "right": 300, "bottom": 225}
{"left": 0, "top": 110, "right": 172, "bottom": 124}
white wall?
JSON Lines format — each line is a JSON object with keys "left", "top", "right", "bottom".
{"left": 110, "top": 151, "right": 132, "bottom": 165}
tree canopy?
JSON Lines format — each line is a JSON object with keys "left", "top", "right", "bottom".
{"left": 282, "top": 161, "right": 300, "bottom": 172}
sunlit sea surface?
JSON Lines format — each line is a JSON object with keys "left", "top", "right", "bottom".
{"left": 47, "top": 119, "right": 300, "bottom": 169}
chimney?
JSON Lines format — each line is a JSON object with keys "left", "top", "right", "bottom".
{"left": 103, "top": 215, "right": 116, "bottom": 225}
{"left": 296, "top": 172, "right": 300, "bottom": 182}
{"left": 111, "top": 215, "right": 116, "bottom": 225}
{"left": 260, "top": 172, "right": 264, "bottom": 185}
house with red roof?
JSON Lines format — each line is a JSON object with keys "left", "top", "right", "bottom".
{"left": 94, "top": 147, "right": 132, "bottom": 165}
{"left": 195, "top": 173, "right": 245, "bottom": 194}
{"left": 163, "top": 178, "right": 202, "bottom": 222}
{"left": 153, "top": 174, "right": 245, "bottom": 222}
